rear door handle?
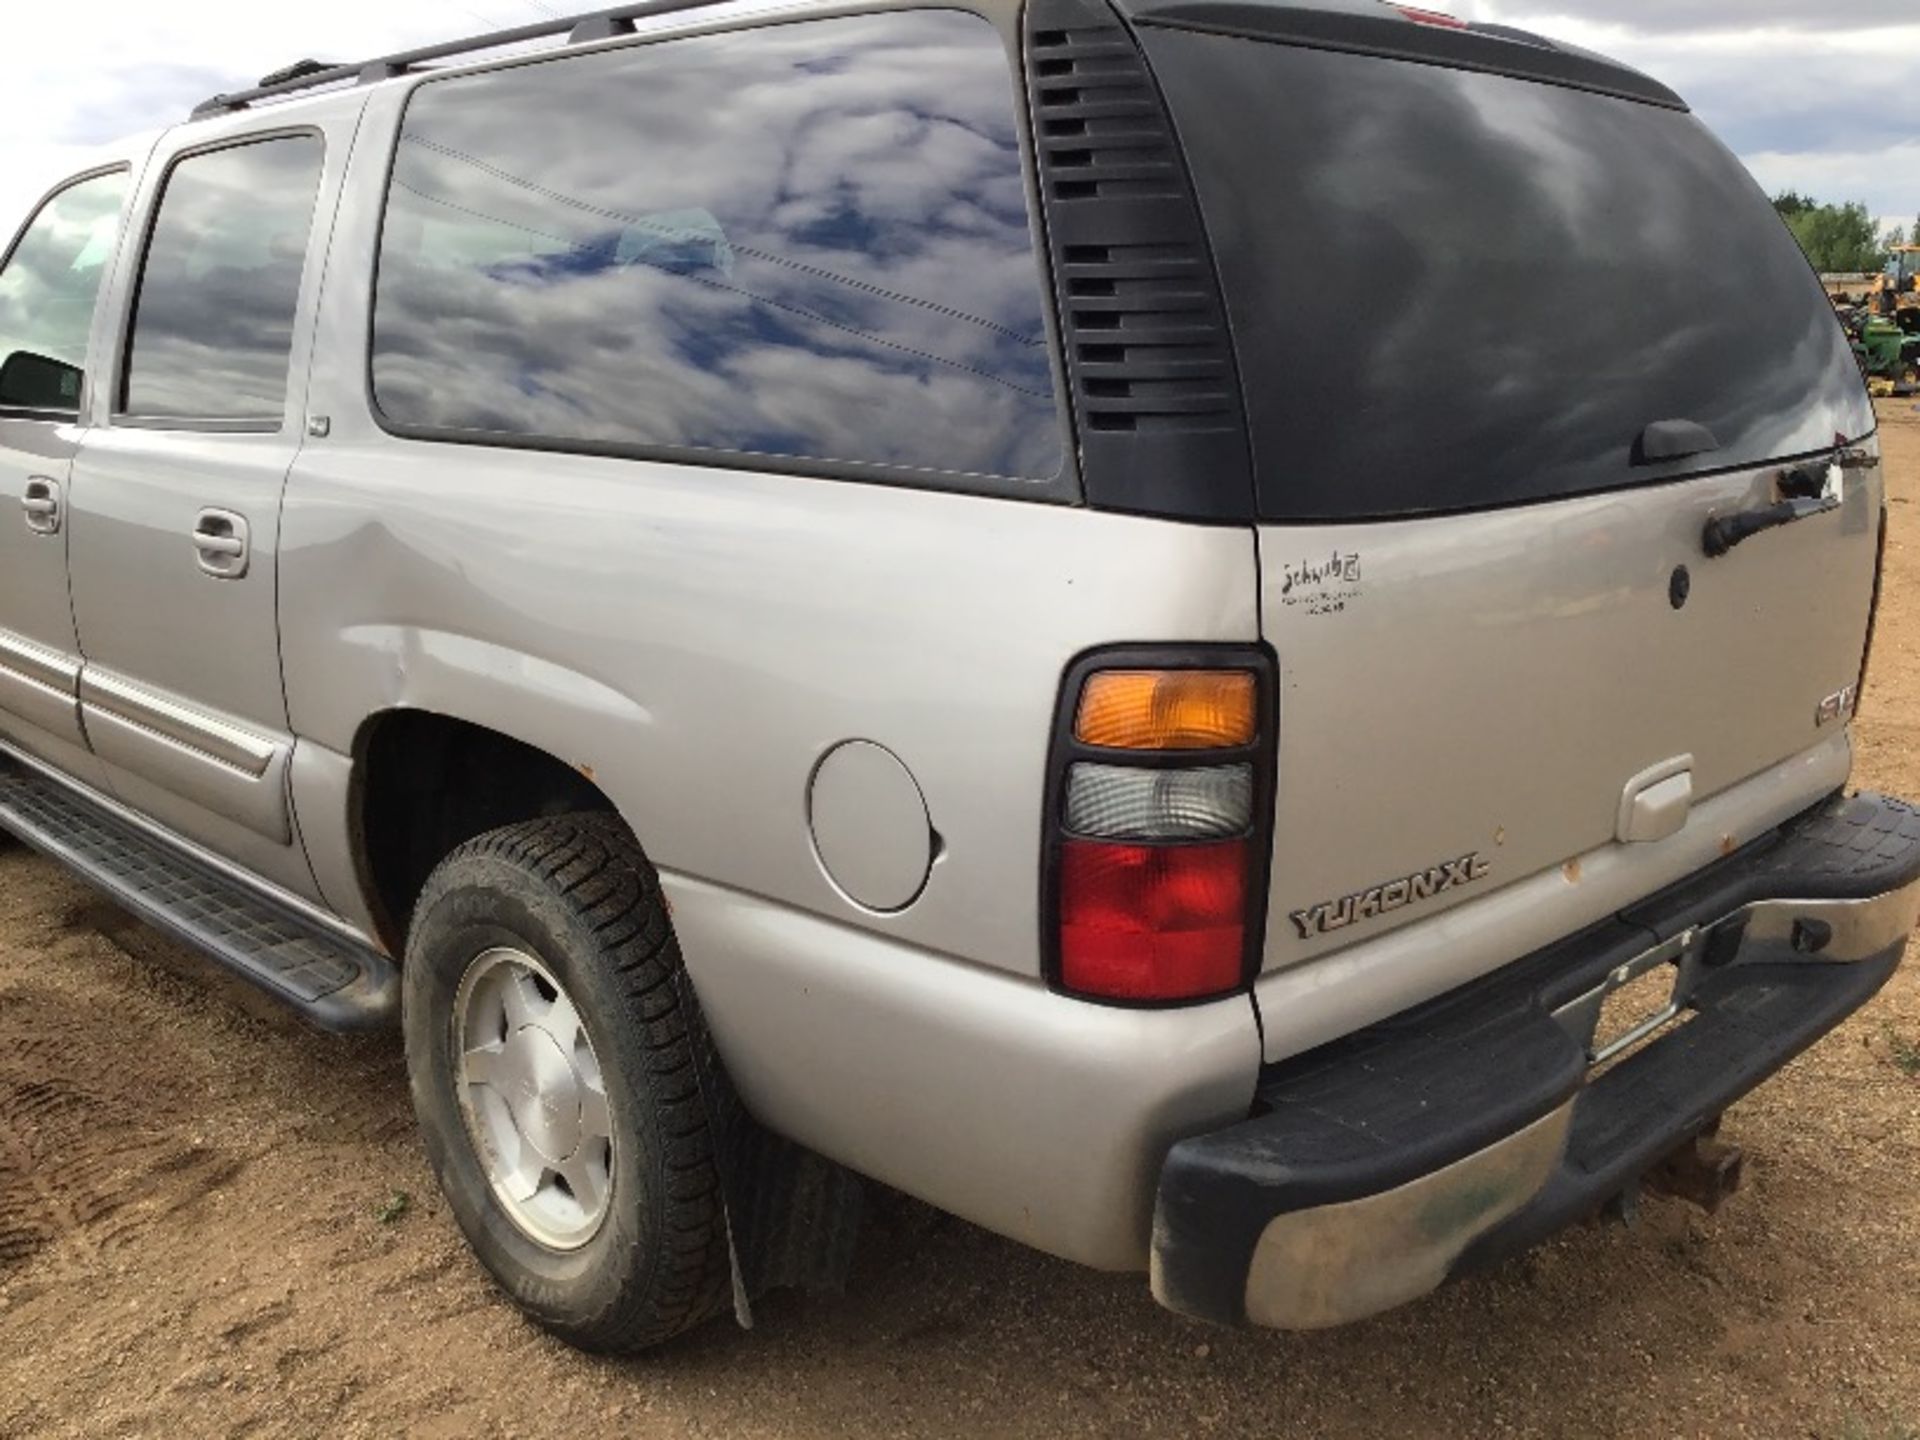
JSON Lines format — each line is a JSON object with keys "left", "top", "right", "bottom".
{"left": 1701, "top": 494, "right": 1839, "bottom": 557}
{"left": 191, "top": 508, "right": 251, "bottom": 579}
{"left": 21, "top": 476, "right": 60, "bottom": 536}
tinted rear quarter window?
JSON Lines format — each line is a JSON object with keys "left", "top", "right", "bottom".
{"left": 122, "top": 136, "right": 325, "bottom": 423}
{"left": 1139, "top": 29, "right": 1873, "bottom": 520}
{"left": 372, "top": 10, "right": 1064, "bottom": 483}
{"left": 0, "top": 171, "right": 128, "bottom": 414}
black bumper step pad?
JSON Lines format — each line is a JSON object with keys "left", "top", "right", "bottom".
{"left": 1457, "top": 949, "right": 1897, "bottom": 1274}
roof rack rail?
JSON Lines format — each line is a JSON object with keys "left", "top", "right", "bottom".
{"left": 256, "top": 59, "right": 344, "bottom": 89}
{"left": 190, "top": 0, "right": 727, "bottom": 120}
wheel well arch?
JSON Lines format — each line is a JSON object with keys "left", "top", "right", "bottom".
{"left": 351, "top": 708, "right": 618, "bottom": 954}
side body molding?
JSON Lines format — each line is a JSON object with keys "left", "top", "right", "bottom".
{"left": 0, "top": 628, "right": 86, "bottom": 749}
{"left": 79, "top": 669, "right": 292, "bottom": 844}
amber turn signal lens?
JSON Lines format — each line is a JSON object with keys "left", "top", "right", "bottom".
{"left": 1074, "top": 670, "right": 1257, "bottom": 751}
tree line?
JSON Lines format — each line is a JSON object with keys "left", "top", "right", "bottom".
{"left": 1772, "top": 193, "right": 1916, "bottom": 273}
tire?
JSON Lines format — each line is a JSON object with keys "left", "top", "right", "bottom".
{"left": 403, "top": 811, "right": 733, "bottom": 1353}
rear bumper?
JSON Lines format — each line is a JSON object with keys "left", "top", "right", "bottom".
{"left": 1151, "top": 790, "right": 1920, "bottom": 1329}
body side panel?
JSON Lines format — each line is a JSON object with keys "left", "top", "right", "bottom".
{"left": 278, "top": 436, "right": 1261, "bottom": 974}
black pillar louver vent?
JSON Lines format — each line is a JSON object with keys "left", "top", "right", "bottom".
{"left": 1024, "top": 0, "right": 1255, "bottom": 521}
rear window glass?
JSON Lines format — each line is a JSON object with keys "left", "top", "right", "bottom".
{"left": 372, "top": 10, "right": 1064, "bottom": 483}
{"left": 123, "top": 136, "right": 324, "bottom": 422}
{"left": 1140, "top": 29, "right": 1874, "bottom": 520}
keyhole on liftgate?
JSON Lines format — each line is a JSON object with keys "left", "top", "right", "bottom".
{"left": 1669, "top": 565, "right": 1691, "bottom": 610}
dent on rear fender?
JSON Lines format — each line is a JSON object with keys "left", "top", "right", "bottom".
{"left": 335, "top": 624, "right": 652, "bottom": 739}
{"left": 284, "top": 621, "right": 659, "bottom": 939}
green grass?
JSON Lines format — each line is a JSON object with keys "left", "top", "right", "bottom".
{"left": 1882, "top": 1022, "right": 1920, "bottom": 1078}
{"left": 373, "top": 1189, "right": 412, "bottom": 1225}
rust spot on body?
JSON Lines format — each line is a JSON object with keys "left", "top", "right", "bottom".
{"left": 1562, "top": 859, "right": 1582, "bottom": 884}
{"left": 577, "top": 762, "right": 596, "bottom": 783}
{"left": 1719, "top": 833, "right": 1737, "bottom": 857}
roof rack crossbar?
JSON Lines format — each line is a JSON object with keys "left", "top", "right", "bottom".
{"left": 189, "top": 0, "right": 725, "bottom": 120}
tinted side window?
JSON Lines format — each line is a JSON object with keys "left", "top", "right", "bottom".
{"left": 0, "top": 171, "right": 128, "bottom": 414}
{"left": 373, "top": 11, "right": 1064, "bottom": 482}
{"left": 123, "top": 137, "right": 324, "bottom": 423}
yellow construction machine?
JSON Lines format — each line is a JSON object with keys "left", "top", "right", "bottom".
{"left": 1874, "top": 246, "right": 1920, "bottom": 315}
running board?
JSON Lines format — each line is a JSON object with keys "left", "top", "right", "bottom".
{"left": 0, "top": 756, "right": 398, "bottom": 1031}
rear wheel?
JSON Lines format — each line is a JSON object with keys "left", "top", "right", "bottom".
{"left": 403, "top": 812, "right": 732, "bottom": 1352}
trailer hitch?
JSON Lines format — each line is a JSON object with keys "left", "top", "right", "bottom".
{"left": 1645, "top": 1128, "right": 1745, "bottom": 1214}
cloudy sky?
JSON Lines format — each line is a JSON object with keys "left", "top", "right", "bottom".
{"left": 2, "top": 0, "right": 1917, "bottom": 236}
{"left": 1456, "top": 0, "right": 1920, "bottom": 234}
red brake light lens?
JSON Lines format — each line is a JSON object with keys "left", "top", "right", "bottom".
{"left": 1058, "top": 838, "right": 1248, "bottom": 1001}
{"left": 1394, "top": 5, "right": 1467, "bottom": 26}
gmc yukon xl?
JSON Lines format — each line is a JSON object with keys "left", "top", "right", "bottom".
{"left": 0, "top": 0, "right": 1914, "bottom": 1352}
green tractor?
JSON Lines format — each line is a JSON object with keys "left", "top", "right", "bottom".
{"left": 1845, "top": 306, "right": 1920, "bottom": 395}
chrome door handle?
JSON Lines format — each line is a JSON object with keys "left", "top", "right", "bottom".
{"left": 191, "top": 508, "right": 251, "bottom": 579}
{"left": 21, "top": 476, "right": 60, "bottom": 536}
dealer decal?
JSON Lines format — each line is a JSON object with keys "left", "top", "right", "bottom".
{"left": 1290, "top": 852, "right": 1492, "bottom": 939}
{"left": 1276, "top": 549, "right": 1365, "bottom": 619}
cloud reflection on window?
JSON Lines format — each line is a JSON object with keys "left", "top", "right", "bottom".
{"left": 0, "top": 171, "right": 127, "bottom": 411}
{"left": 372, "top": 11, "right": 1064, "bottom": 482}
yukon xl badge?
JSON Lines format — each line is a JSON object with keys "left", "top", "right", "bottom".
{"left": 1291, "top": 852, "right": 1492, "bottom": 939}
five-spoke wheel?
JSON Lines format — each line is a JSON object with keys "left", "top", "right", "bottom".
{"left": 454, "top": 946, "right": 615, "bottom": 1249}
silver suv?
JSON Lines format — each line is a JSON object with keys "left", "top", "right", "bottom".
{"left": 1, "top": 0, "right": 1915, "bottom": 1352}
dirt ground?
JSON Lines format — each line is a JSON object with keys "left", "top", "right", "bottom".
{"left": 2, "top": 408, "right": 1919, "bottom": 1440}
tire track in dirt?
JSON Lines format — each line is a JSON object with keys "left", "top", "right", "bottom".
{"left": 0, "top": 985, "right": 245, "bottom": 1278}
{"left": 0, "top": 1060, "right": 101, "bottom": 1270}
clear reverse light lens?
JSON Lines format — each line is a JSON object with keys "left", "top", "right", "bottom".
{"left": 1064, "top": 762, "right": 1254, "bottom": 841}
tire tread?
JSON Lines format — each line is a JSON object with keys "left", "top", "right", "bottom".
{"left": 410, "top": 811, "right": 733, "bottom": 1352}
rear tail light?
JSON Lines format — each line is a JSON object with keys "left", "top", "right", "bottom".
{"left": 1393, "top": 4, "right": 1467, "bottom": 26}
{"left": 1045, "top": 649, "right": 1275, "bottom": 1005}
